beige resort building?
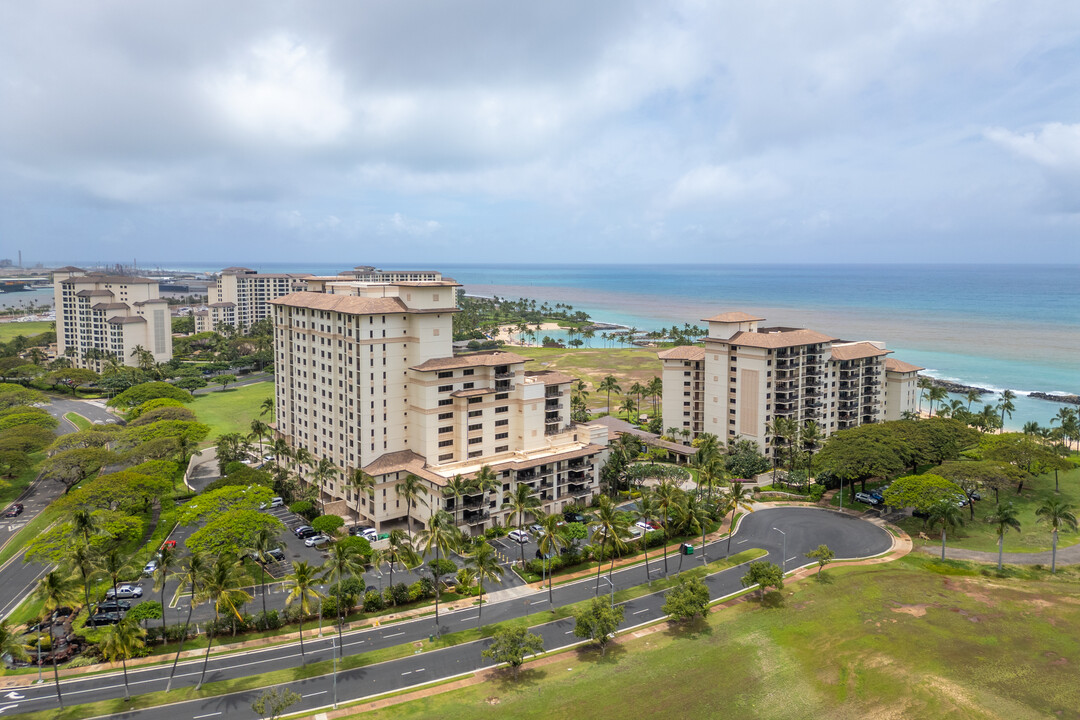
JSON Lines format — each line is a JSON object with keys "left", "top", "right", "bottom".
{"left": 52, "top": 267, "right": 172, "bottom": 369}
{"left": 194, "top": 267, "right": 312, "bottom": 333}
{"left": 271, "top": 271, "right": 608, "bottom": 534}
{"left": 659, "top": 311, "right": 922, "bottom": 459}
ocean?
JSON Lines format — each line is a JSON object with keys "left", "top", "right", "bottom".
{"left": 11, "top": 262, "right": 1078, "bottom": 430}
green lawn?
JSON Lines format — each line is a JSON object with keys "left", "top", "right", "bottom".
{"left": 188, "top": 381, "right": 273, "bottom": 444}
{"left": 511, "top": 347, "right": 662, "bottom": 411}
{"left": 0, "top": 320, "right": 52, "bottom": 342}
{"left": 0, "top": 451, "right": 43, "bottom": 507}
{"left": 355, "top": 556, "right": 1080, "bottom": 720}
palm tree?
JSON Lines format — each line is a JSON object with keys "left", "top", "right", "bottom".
{"left": 418, "top": 510, "right": 462, "bottom": 638}
{"left": 619, "top": 396, "right": 637, "bottom": 422}
{"left": 589, "top": 496, "right": 628, "bottom": 594}
{"left": 917, "top": 377, "right": 932, "bottom": 414}
{"left": 249, "top": 525, "right": 285, "bottom": 617}
{"left": 926, "top": 500, "right": 965, "bottom": 561}
{"left": 444, "top": 474, "right": 472, "bottom": 527}
{"left": 153, "top": 543, "right": 178, "bottom": 642}
{"left": 536, "top": 512, "right": 568, "bottom": 605}
{"left": 985, "top": 503, "right": 1021, "bottom": 571}
{"left": 196, "top": 555, "right": 252, "bottom": 689}
{"left": 654, "top": 479, "right": 681, "bottom": 575}
{"left": 998, "top": 389, "right": 1016, "bottom": 430}
{"left": 801, "top": 420, "right": 824, "bottom": 492}
{"left": 647, "top": 376, "right": 663, "bottom": 417}
{"left": 34, "top": 570, "right": 78, "bottom": 708}
{"left": 166, "top": 551, "right": 207, "bottom": 692}
{"left": 64, "top": 543, "right": 99, "bottom": 630}
{"left": 349, "top": 468, "right": 376, "bottom": 522}
{"left": 260, "top": 396, "right": 275, "bottom": 421}
{"left": 312, "top": 456, "right": 339, "bottom": 513}
{"left": 272, "top": 438, "right": 292, "bottom": 477}
{"left": 768, "top": 416, "right": 794, "bottom": 482}
{"left": 100, "top": 618, "right": 145, "bottom": 700}
{"left": 71, "top": 507, "right": 98, "bottom": 548}
{"left": 0, "top": 620, "right": 28, "bottom": 667}
{"left": 927, "top": 386, "right": 948, "bottom": 417}
{"left": 464, "top": 542, "right": 502, "bottom": 627}
{"left": 673, "top": 496, "right": 709, "bottom": 569}
{"left": 629, "top": 382, "right": 646, "bottom": 415}
{"left": 965, "top": 389, "right": 982, "bottom": 412}
{"left": 721, "top": 482, "right": 755, "bottom": 557}
{"left": 1036, "top": 498, "right": 1078, "bottom": 574}
{"left": 321, "top": 540, "right": 366, "bottom": 690}
{"left": 597, "top": 375, "right": 621, "bottom": 415}
{"left": 384, "top": 529, "right": 419, "bottom": 604}
{"left": 635, "top": 491, "right": 662, "bottom": 586}
{"left": 696, "top": 458, "right": 725, "bottom": 503}
{"left": 285, "top": 560, "right": 324, "bottom": 660}
{"left": 292, "top": 446, "right": 313, "bottom": 478}
{"left": 504, "top": 484, "right": 541, "bottom": 567}
{"left": 394, "top": 474, "right": 428, "bottom": 537}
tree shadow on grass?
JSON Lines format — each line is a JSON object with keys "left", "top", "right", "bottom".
{"left": 759, "top": 590, "right": 786, "bottom": 609}
{"left": 662, "top": 615, "right": 712, "bottom": 640}
{"left": 813, "top": 572, "right": 835, "bottom": 585}
{"left": 572, "top": 641, "right": 628, "bottom": 665}
{"left": 492, "top": 664, "right": 547, "bottom": 693}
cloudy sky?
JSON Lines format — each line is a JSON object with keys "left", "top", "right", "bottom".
{"left": 2, "top": 1, "right": 1080, "bottom": 265}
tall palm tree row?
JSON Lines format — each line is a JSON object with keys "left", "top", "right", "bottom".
{"left": 285, "top": 560, "right": 324, "bottom": 660}
{"left": 33, "top": 570, "right": 78, "bottom": 708}
{"left": 465, "top": 541, "right": 503, "bottom": 626}
{"left": 417, "top": 510, "right": 462, "bottom": 638}
{"left": 986, "top": 503, "right": 1021, "bottom": 572}
{"left": 504, "top": 484, "right": 541, "bottom": 567}
{"left": 197, "top": 555, "right": 252, "bottom": 689}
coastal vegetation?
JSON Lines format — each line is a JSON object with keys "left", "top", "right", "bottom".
{"left": 452, "top": 293, "right": 592, "bottom": 342}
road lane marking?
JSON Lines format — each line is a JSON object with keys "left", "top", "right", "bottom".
{"left": 401, "top": 671, "right": 412, "bottom": 676}
{"left": 385, "top": 632, "right": 404, "bottom": 638}
{"left": 193, "top": 713, "right": 222, "bottom": 719}
{"left": 787, "top": 556, "right": 798, "bottom": 563}
{"left": 301, "top": 691, "right": 326, "bottom": 698}
{"left": 737, "top": 539, "right": 748, "bottom": 544}
{"left": 632, "top": 608, "right": 649, "bottom": 615}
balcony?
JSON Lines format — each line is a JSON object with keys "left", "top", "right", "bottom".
{"left": 495, "top": 371, "right": 514, "bottom": 380}
{"left": 539, "top": 479, "right": 554, "bottom": 489}
{"left": 463, "top": 495, "right": 486, "bottom": 510}
{"left": 545, "top": 402, "right": 563, "bottom": 411}
{"left": 545, "top": 388, "right": 561, "bottom": 398}
{"left": 463, "top": 509, "right": 490, "bottom": 524}
{"left": 495, "top": 381, "right": 513, "bottom": 392}
{"left": 517, "top": 470, "right": 536, "bottom": 480}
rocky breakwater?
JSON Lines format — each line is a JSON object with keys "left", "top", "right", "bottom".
{"left": 928, "top": 378, "right": 993, "bottom": 395}
{"left": 1028, "top": 391, "right": 1080, "bottom": 406}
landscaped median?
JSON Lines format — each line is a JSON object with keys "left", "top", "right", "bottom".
{"left": 3, "top": 549, "right": 769, "bottom": 720}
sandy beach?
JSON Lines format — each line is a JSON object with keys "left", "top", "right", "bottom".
{"left": 493, "top": 322, "right": 563, "bottom": 346}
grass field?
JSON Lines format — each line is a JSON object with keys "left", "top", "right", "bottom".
{"left": 189, "top": 381, "right": 273, "bottom": 444}
{"left": 512, "top": 347, "right": 662, "bottom": 412}
{"left": 354, "top": 556, "right": 1080, "bottom": 720}
{"left": 0, "top": 320, "right": 52, "bottom": 342}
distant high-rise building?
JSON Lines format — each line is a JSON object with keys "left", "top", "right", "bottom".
{"left": 53, "top": 267, "right": 172, "bottom": 369}
{"left": 659, "top": 311, "right": 922, "bottom": 457}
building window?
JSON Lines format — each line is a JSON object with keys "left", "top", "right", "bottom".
{"left": 468, "top": 409, "right": 482, "bottom": 417}
{"left": 468, "top": 450, "right": 482, "bottom": 459}
{"left": 438, "top": 426, "right": 453, "bottom": 434}
{"left": 495, "top": 406, "right": 508, "bottom": 414}
{"left": 468, "top": 437, "right": 483, "bottom": 445}
{"left": 468, "top": 423, "right": 482, "bottom": 431}
{"left": 438, "top": 399, "right": 453, "bottom": 407}
{"left": 438, "top": 385, "right": 452, "bottom": 392}
{"left": 495, "top": 432, "right": 508, "bottom": 440}
{"left": 438, "top": 412, "right": 453, "bottom": 420}
{"left": 463, "top": 369, "right": 474, "bottom": 376}
{"left": 438, "top": 439, "right": 453, "bottom": 447}
{"left": 438, "top": 453, "right": 454, "bottom": 462}
{"left": 494, "top": 418, "right": 509, "bottom": 427}
{"left": 495, "top": 445, "right": 508, "bottom": 453}
{"left": 495, "top": 393, "right": 508, "bottom": 400}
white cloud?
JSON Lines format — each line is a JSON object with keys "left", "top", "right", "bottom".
{"left": 666, "top": 165, "right": 786, "bottom": 208}
{"left": 985, "top": 123, "right": 1080, "bottom": 169}
{"left": 381, "top": 213, "right": 441, "bottom": 237}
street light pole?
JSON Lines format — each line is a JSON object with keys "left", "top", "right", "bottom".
{"left": 772, "top": 527, "right": 787, "bottom": 575}
{"left": 600, "top": 576, "right": 614, "bottom": 608}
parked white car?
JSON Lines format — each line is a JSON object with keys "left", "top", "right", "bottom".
{"left": 304, "top": 534, "right": 331, "bottom": 547}
{"left": 508, "top": 529, "right": 530, "bottom": 543}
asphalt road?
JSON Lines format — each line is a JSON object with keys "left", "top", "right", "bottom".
{"left": 1, "top": 507, "right": 891, "bottom": 718}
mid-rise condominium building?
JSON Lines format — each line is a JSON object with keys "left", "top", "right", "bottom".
{"left": 52, "top": 267, "right": 172, "bottom": 369}
{"left": 271, "top": 271, "right": 608, "bottom": 533}
{"left": 194, "top": 266, "right": 451, "bottom": 334}
{"left": 659, "top": 311, "right": 922, "bottom": 458}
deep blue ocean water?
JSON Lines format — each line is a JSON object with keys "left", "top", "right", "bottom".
{"left": 19, "top": 262, "right": 1080, "bottom": 429}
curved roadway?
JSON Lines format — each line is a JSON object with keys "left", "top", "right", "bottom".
{"left": 0, "top": 507, "right": 891, "bottom": 718}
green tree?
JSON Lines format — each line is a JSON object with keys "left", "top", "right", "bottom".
{"left": 504, "top": 483, "right": 541, "bottom": 567}
{"left": 34, "top": 570, "right": 78, "bottom": 708}
{"left": 64, "top": 543, "right": 99, "bottom": 629}
{"left": 394, "top": 474, "right": 428, "bottom": 537}
{"left": 720, "top": 482, "right": 754, "bottom": 557}
{"left": 536, "top": 511, "right": 568, "bottom": 605}
{"left": 481, "top": 625, "right": 545, "bottom": 680}
{"left": 417, "top": 509, "right": 461, "bottom": 638}
{"left": 881, "top": 473, "right": 964, "bottom": 514}
{"left": 927, "top": 386, "right": 948, "bottom": 417}
{"left": 248, "top": 525, "right": 285, "bottom": 616}
{"left": 285, "top": 560, "right": 324, "bottom": 660}
{"left": 444, "top": 473, "right": 471, "bottom": 528}
{"left": 321, "top": 540, "right": 366, "bottom": 670}
{"left": 251, "top": 686, "right": 302, "bottom": 720}
{"left": 0, "top": 620, "right": 28, "bottom": 665}
{"left": 597, "top": 375, "right": 621, "bottom": 415}
{"left": 725, "top": 439, "right": 770, "bottom": 479}
{"left": 926, "top": 501, "right": 965, "bottom": 561}
{"left": 985, "top": 503, "right": 1021, "bottom": 572}
{"left": 1036, "top": 497, "right": 1078, "bottom": 574}
{"left": 619, "top": 396, "right": 637, "bottom": 422}
{"left": 153, "top": 543, "right": 178, "bottom": 641}
{"left": 654, "top": 479, "right": 681, "bottom": 575}
{"left": 312, "top": 514, "right": 345, "bottom": 536}
{"left": 662, "top": 575, "right": 710, "bottom": 622}
{"left": 634, "top": 492, "right": 662, "bottom": 585}
{"left": 40, "top": 447, "right": 116, "bottom": 493}
{"left": 197, "top": 555, "right": 252, "bottom": 689}
{"left": 573, "top": 597, "right": 625, "bottom": 657}
{"left": 384, "top": 529, "right": 419, "bottom": 604}
{"left": 166, "top": 551, "right": 207, "bottom": 692}
{"left": 998, "top": 389, "right": 1016, "bottom": 429}
{"left": 589, "top": 495, "right": 629, "bottom": 594}
{"left": 805, "top": 544, "right": 835, "bottom": 576}
{"left": 465, "top": 541, "right": 503, "bottom": 626}
{"left": 740, "top": 560, "right": 784, "bottom": 600}
{"left": 99, "top": 618, "right": 145, "bottom": 700}
{"left": 214, "top": 373, "right": 237, "bottom": 391}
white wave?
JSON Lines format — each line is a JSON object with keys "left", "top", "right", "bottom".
{"left": 921, "top": 370, "right": 1035, "bottom": 396}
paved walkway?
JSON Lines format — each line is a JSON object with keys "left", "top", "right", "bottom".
{"left": 916, "top": 540, "right": 1080, "bottom": 565}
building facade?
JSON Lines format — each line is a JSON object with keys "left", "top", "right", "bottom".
{"left": 659, "top": 311, "right": 922, "bottom": 457}
{"left": 194, "top": 267, "right": 312, "bottom": 333}
{"left": 53, "top": 267, "right": 172, "bottom": 369}
{"left": 271, "top": 272, "right": 607, "bottom": 533}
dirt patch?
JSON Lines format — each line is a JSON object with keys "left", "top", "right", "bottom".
{"left": 486, "top": 696, "right": 501, "bottom": 705}
{"left": 890, "top": 603, "right": 930, "bottom": 617}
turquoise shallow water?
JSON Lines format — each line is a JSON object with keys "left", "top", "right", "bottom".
{"left": 37, "top": 262, "right": 1080, "bottom": 429}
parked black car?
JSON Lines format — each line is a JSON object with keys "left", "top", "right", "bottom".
{"left": 293, "top": 526, "right": 318, "bottom": 539}
{"left": 563, "top": 511, "right": 587, "bottom": 524}
{"left": 95, "top": 600, "right": 131, "bottom": 613}
{"left": 90, "top": 612, "right": 122, "bottom": 625}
